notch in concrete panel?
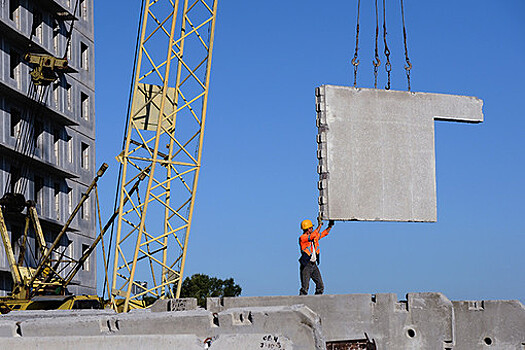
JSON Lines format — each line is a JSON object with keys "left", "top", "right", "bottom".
{"left": 316, "top": 85, "right": 483, "bottom": 222}
{"left": 467, "top": 300, "right": 485, "bottom": 311}
{"left": 395, "top": 300, "right": 409, "bottom": 312}
{"left": 0, "top": 321, "right": 18, "bottom": 337}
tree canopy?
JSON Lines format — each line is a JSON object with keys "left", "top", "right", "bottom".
{"left": 179, "top": 273, "right": 242, "bottom": 307}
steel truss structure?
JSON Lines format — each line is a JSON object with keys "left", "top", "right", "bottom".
{"left": 111, "top": 0, "right": 218, "bottom": 312}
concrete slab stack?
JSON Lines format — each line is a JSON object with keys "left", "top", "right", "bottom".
{"left": 0, "top": 293, "right": 523, "bottom": 349}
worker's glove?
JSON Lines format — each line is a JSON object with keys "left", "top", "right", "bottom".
{"left": 328, "top": 220, "right": 334, "bottom": 228}
{"left": 317, "top": 216, "right": 323, "bottom": 226}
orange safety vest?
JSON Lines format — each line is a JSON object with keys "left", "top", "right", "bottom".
{"left": 299, "top": 227, "right": 330, "bottom": 256}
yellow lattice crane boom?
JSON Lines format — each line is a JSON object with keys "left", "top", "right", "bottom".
{"left": 111, "top": 0, "right": 218, "bottom": 312}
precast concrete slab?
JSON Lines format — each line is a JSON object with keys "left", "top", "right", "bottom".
{"left": 0, "top": 320, "right": 17, "bottom": 337}
{"left": 150, "top": 297, "right": 199, "bottom": 312}
{"left": 1, "top": 308, "right": 116, "bottom": 321}
{"left": 1, "top": 294, "right": 523, "bottom": 349}
{"left": 215, "top": 305, "right": 325, "bottom": 349}
{"left": 316, "top": 85, "right": 483, "bottom": 222}
{"left": 0, "top": 334, "right": 205, "bottom": 350}
{"left": 0, "top": 304, "right": 326, "bottom": 350}
{"left": 208, "top": 334, "right": 294, "bottom": 350}
{"left": 208, "top": 293, "right": 455, "bottom": 349}
{"left": 452, "top": 299, "right": 525, "bottom": 349}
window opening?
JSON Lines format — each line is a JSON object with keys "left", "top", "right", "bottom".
{"left": 54, "top": 182, "right": 60, "bottom": 220}
{"left": 81, "top": 92, "right": 89, "bottom": 120}
{"left": 66, "top": 84, "right": 72, "bottom": 111}
{"left": 80, "top": 42, "right": 89, "bottom": 70}
{"left": 10, "top": 109, "right": 21, "bottom": 138}
{"left": 9, "top": 0, "right": 19, "bottom": 21}
{"left": 67, "top": 136, "right": 73, "bottom": 163}
{"left": 9, "top": 49, "right": 20, "bottom": 80}
{"left": 34, "top": 176, "right": 43, "bottom": 205}
{"left": 53, "top": 128, "right": 60, "bottom": 162}
{"left": 81, "top": 244, "right": 89, "bottom": 270}
{"left": 67, "top": 187, "right": 73, "bottom": 214}
{"left": 53, "top": 83, "right": 60, "bottom": 109}
{"left": 33, "top": 10, "right": 43, "bottom": 42}
{"left": 81, "top": 142, "right": 89, "bottom": 169}
{"left": 10, "top": 166, "right": 20, "bottom": 194}
{"left": 33, "top": 120, "right": 43, "bottom": 150}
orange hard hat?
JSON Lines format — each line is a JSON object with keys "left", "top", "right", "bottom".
{"left": 301, "top": 219, "right": 313, "bottom": 230}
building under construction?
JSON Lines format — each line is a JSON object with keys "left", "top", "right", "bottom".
{"left": 0, "top": 0, "right": 95, "bottom": 295}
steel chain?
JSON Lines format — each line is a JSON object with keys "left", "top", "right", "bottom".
{"left": 372, "top": 0, "right": 381, "bottom": 88}
{"left": 382, "top": 0, "right": 391, "bottom": 90}
{"left": 351, "top": 0, "right": 361, "bottom": 87}
{"left": 400, "top": 0, "right": 413, "bottom": 91}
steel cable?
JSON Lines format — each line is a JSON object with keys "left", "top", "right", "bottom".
{"left": 103, "top": 0, "right": 146, "bottom": 300}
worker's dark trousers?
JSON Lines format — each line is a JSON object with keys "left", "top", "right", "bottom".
{"left": 299, "top": 261, "right": 324, "bottom": 295}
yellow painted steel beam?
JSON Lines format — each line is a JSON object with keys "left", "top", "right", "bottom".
{"left": 0, "top": 208, "right": 23, "bottom": 288}
{"left": 111, "top": 0, "right": 218, "bottom": 312}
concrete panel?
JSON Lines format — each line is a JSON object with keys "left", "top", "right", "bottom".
{"left": 209, "top": 293, "right": 455, "bottom": 349}
{"left": 150, "top": 297, "right": 198, "bottom": 312}
{"left": 1, "top": 305, "right": 325, "bottom": 349}
{"left": 1, "top": 294, "right": 524, "bottom": 349}
{"left": 216, "top": 305, "right": 325, "bottom": 349}
{"left": 1, "top": 335, "right": 204, "bottom": 350}
{"left": 1, "top": 309, "right": 116, "bottom": 321}
{"left": 0, "top": 320, "right": 18, "bottom": 337}
{"left": 110, "top": 309, "right": 214, "bottom": 336}
{"left": 316, "top": 85, "right": 483, "bottom": 222}
{"left": 453, "top": 300, "right": 525, "bottom": 349}
{"left": 209, "top": 334, "right": 293, "bottom": 350}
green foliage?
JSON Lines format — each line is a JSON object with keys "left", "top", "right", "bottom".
{"left": 179, "top": 273, "right": 242, "bottom": 307}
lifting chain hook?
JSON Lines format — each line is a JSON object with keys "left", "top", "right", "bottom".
{"left": 400, "top": 0, "right": 413, "bottom": 91}
{"left": 382, "top": 0, "right": 392, "bottom": 90}
{"left": 373, "top": 0, "right": 381, "bottom": 89}
{"left": 352, "top": 0, "right": 361, "bottom": 87}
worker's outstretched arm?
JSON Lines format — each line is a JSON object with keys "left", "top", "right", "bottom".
{"left": 316, "top": 216, "right": 323, "bottom": 231}
{"left": 320, "top": 220, "right": 335, "bottom": 238}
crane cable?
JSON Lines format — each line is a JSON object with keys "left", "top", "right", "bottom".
{"left": 372, "top": 0, "right": 381, "bottom": 88}
{"left": 382, "top": 0, "right": 392, "bottom": 90}
{"left": 63, "top": 0, "right": 82, "bottom": 59}
{"left": 102, "top": 0, "right": 146, "bottom": 300}
{"left": 351, "top": 0, "right": 360, "bottom": 87}
{"left": 400, "top": 0, "right": 412, "bottom": 91}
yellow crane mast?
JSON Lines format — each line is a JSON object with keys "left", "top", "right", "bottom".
{"left": 111, "top": 0, "right": 218, "bottom": 312}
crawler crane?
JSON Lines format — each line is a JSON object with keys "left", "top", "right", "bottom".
{"left": 1, "top": 0, "right": 218, "bottom": 313}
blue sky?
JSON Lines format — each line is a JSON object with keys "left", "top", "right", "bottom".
{"left": 94, "top": 0, "right": 524, "bottom": 303}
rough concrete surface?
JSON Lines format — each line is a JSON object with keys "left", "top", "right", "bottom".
{"left": 1, "top": 293, "right": 523, "bottom": 349}
{"left": 0, "top": 304, "right": 325, "bottom": 350}
{"left": 210, "top": 293, "right": 524, "bottom": 350}
{"left": 316, "top": 85, "right": 483, "bottom": 222}
{"left": 1, "top": 335, "right": 204, "bottom": 350}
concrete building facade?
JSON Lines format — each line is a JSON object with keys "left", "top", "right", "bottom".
{"left": 0, "top": 0, "right": 96, "bottom": 295}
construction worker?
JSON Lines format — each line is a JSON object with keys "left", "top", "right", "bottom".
{"left": 298, "top": 217, "right": 334, "bottom": 295}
